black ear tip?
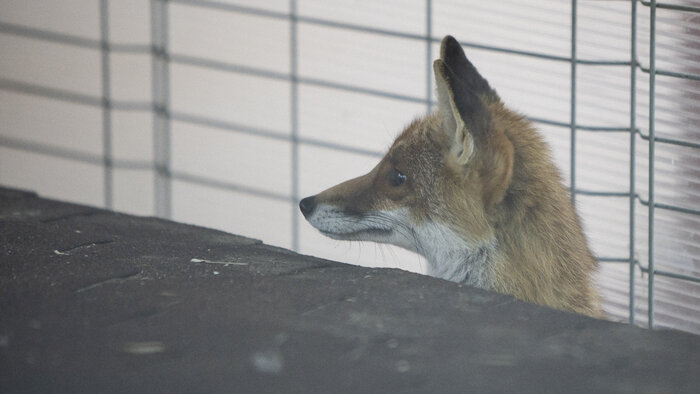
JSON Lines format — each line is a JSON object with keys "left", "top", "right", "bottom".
{"left": 438, "top": 34, "right": 492, "bottom": 96}
{"left": 443, "top": 35, "right": 458, "bottom": 45}
{"left": 441, "top": 35, "right": 466, "bottom": 60}
{"left": 440, "top": 36, "right": 453, "bottom": 57}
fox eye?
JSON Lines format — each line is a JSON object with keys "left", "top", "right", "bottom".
{"left": 389, "top": 169, "right": 407, "bottom": 187}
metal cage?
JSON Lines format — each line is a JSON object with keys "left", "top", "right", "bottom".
{"left": 1, "top": 0, "right": 699, "bottom": 333}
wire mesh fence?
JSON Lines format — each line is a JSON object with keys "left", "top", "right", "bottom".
{"left": 0, "top": 0, "right": 699, "bottom": 334}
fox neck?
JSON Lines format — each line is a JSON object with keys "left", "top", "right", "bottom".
{"left": 413, "top": 221, "right": 497, "bottom": 289}
{"left": 486, "top": 186, "right": 603, "bottom": 317}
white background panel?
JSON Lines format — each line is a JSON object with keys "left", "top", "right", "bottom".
{"left": 170, "top": 3, "right": 290, "bottom": 74}
{"left": 172, "top": 180, "right": 292, "bottom": 249}
{"left": 110, "top": 52, "right": 151, "bottom": 103}
{"left": 113, "top": 168, "right": 154, "bottom": 216}
{"left": 0, "top": 91, "right": 102, "bottom": 154}
{"left": 298, "top": 24, "right": 426, "bottom": 99}
{"left": 577, "top": 66, "right": 631, "bottom": 128}
{"left": 0, "top": 35, "right": 101, "bottom": 96}
{"left": 171, "top": 121, "right": 292, "bottom": 196}
{"left": 577, "top": 0, "right": 630, "bottom": 61}
{"left": 577, "top": 132, "right": 630, "bottom": 193}
{"left": 111, "top": 111, "right": 153, "bottom": 163}
{"left": 109, "top": 0, "right": 150, "bottom": 44}
{"left": 0, "top": 0, "right": 99, "bottom": 39}
{"left": 298, "top": 84, "right": 425, "bottom": 153}
{"left": 170, "top": 63, "right": 291, "bottom": 132}
{"left": 215, "top": 0, "right": 289, "bottom": 13}
{"left": 299, "top": 0, "right": 425, "bottom": 35}
{"left": 0, "top": 147, "right": 103, "bottom": 206}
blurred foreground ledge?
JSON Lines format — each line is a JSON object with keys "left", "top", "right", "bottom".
{"left": 0, "top": 186, "right": 698, "bottom": 393}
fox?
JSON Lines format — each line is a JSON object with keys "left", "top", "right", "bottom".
{"left": 299, "top": 36, "right": 602, "bottom": 318}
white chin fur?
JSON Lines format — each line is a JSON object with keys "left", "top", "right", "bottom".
{"left": 413, "top": 221, "right": 494, "bottom": 286}
{"left": 306, "top": 205, "right": 416, "bottom": 249}
{"left": 305, "top": 203, "right": 493, "bottom": 286}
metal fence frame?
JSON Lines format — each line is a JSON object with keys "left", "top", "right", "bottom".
{"left": 1, "top": 0, "right": 699, "bottom": 329}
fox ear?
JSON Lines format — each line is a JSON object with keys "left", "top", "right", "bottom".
{"left": 439, "top": 36, "right": 492, "bottom": 94}
{"left": 435, "top": 36, "right": 513, "bottom": 206}
{"left": 433, "top": 36, "right": 492, "bottom": 165}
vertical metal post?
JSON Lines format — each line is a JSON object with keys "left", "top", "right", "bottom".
{"left": 290, "top": 0, "right": 300, "bottom": 251}
{"left": 100, "top": 0, "right": 113, "bottom": 210}
{"left": 647, "top": 0, "right": 657, "bottom": 329}
{"left": 151, "top": 0, "right": 171, "bottom": 218}
{"left": 425, "top": 0, "right": 433, "bottom": 114}
{"left": 628, "top": 0, "right": 637, "bottom": 324}
{"left": 570, "top": 0, "right": 577, "bottom": 204}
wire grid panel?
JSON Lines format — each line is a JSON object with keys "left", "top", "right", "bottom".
{"left": 0, "top": 0, "right": 699, "bottom": 334}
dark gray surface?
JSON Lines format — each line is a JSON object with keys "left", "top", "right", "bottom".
{"left": 0, "top": 186, "right": 698, "bottom": 393}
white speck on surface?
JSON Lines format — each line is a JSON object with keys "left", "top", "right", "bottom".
{"left": 251, "top": 350, "right": 284, "bottom": 375}
{"left": 251, "top": 333, "right": 288, "bottom": 375}
{"left": 274, "top": 333, "right": 288, "bottom": 345}
{"left": 190, "top": 258, "right": 248, "bottom": 266}
{"left": 123, "top": 341, "right": 166, "bottom": 355}
{"left": 396, "top": 359, "right": 410, "bottom": 373}
{"left": 53, "top": 250, "right": 69, "bottom": 256}
{"left": 213, "top": 271, "right": 219, "bottom": 275}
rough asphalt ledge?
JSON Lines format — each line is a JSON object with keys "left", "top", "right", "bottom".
{"left": 0, "top": 186, "right": 698, "bottom": 393}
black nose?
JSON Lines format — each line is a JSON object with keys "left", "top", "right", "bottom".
{"left": 299, "top": 196, "right": 317, "bottom": 218}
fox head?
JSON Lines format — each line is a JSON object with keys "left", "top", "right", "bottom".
{"left": 299, "top": 36, "right": 603, "bottom": 318}
{"left": 299, "top": 35, "right": 602, "bottom": 317}
{"left": 299, "top": 36, "right": 515, "bottom": 283}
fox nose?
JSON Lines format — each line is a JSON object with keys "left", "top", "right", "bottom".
{"left": 299, "top": 196, "right": 317, "bottom": 218}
